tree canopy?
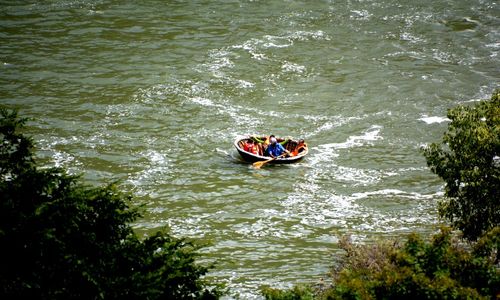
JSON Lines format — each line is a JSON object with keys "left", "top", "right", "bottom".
{"left": 0, "top": 108, "right": 220, "bottom": 299}
{"left": 423, "top": 90, "right": 500, "bottom": 241}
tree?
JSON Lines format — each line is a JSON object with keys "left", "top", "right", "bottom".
{"left": 261, "top": 228, "right": 500, "bottom": 300}
{"left": 0, "top": 108, "right": 221, "bottom": 299}
{"left": 423, "top": 90, "right": 500, "bottom": 241}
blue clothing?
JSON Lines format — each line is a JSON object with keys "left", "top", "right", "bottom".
{"left": 265, "top": 142, "right": 286, "bottom": 157}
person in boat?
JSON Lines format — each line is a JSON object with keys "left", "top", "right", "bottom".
{"left": 251, "top": 136, "right": 270, "bottom": 156}
{"left": 291, "top": 139, "right": 307, "bottom": 156}
{"left": 243, "top": 139, "right": 259, "bottom": 155}
{"left": 253, "top": 135, "right": 289, "bottom": 155}
{"left": 264, "top": 135, "right": 290, "bottom": 158}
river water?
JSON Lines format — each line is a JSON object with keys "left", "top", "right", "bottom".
{"left": 1, "top": 0, "right": 499, "bottom": 298}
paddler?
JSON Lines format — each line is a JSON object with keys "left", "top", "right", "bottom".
{"left": 264, "top": 135, "right": 290, "bottom": 158}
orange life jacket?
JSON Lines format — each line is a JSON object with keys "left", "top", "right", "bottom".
{"left": 291, "top": 143, "right": 307, "bottom": 156}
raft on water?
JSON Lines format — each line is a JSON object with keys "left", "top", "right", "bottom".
{"left": 234, "top": 136, "right": 308, "bottom": 164}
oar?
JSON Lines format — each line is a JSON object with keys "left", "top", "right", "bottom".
{"left": 253, "top": 153, "right": 286, "bottom": 169}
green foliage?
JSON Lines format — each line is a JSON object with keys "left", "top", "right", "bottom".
{"left": 261, "top": 284, "right": 315, "bottom": 300}
{"left": 262, "top": 228, "right": 499, "bottom": 300}
{"left": 0, "top": 108, "right": 34, "bottom": 177}
{"left": 423, "top": 90, "right": 500, "bottom": 241}
{"left": 473, "top": 227, "right": 500, "bottom": 261}
{"left": 327, "top": 228, "right": 499, "bottom": 300}
{"left": 0, "top": 108, "right": 221, "bottom": 299}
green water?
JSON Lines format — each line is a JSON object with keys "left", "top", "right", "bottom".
{"left": 1, "top": 0, "right": 499, "bottom": 298}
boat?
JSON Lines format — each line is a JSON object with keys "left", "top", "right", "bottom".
{"left": 234, "top": 135, "right": 308, "bottom": 164}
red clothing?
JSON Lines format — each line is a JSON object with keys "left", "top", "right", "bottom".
{"left": 244, "top": 142, "right": 258, "bottom": 155}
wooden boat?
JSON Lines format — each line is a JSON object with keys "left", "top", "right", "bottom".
{"left": 234, "top": 136, "right": 308, "bottom": 164}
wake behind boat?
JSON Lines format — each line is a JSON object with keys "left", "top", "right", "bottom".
{"left": 234, "top": 135, "right": 308, "bottom": 164}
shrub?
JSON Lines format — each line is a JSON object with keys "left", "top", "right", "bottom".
{"left": 261, "top": 228, "right": 499, "bottom": 300}
{"left": 261, "top": 284, "right": 315, "bottom": 300}
{"left": 327, "top": 228, "right": 499, "bottom": 300}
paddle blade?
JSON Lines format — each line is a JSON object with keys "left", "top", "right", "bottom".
{"left": 252, "top": 152, "right": 287, "bottom": 169}
{"left": 252, "top": 157, "right": 275, "bottom": 169}
{"left": 252, "top": 160, "right": 266, "bottom": 169}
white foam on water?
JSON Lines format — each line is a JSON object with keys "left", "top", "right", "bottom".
{"left": 350, "top": 9, "right": 372, "bottom": 20}
{"left": 333, "top": 166, "right": 382, "bottom": 185}
{"left": 384, "top": 50, "right": 425, "bottom": 61}
{"left": 231, "top": 38, "right": 270, "bottom": 60}
{"left": 236, "top": 79, "right": 255, "bottom": 88}
{"left": 202, "top": 49, "right": 235, "bottom": 78}
{"left": 161, "top": 216, "right": 212, "bottom": 237}
{"left": 281, "top": 190, "right": 362, "bottom": 229}
{"left": 432, "top": 49, "right": 454, "bottom": 63}
{"left": 190, "top": 96, "right": 215, "bottom": 107}
{"left": 340, "top": 190, "right": 443, "bottom": 235}
{"left": 304, "top": 115, "right": 365, "bottom": 139}
{"left": 105, "top": 103, "right": 135, "bottom": 118}
{"left": 230, "top": 31, "right": 330, "bottom": 62}
{"left": 305, "top": 125, "right": 384, "bottom": 175}
{"left": 144, "top": 149, "right": 168, "bottom": 165}
{"left": 281, "top": 61, "right": 306, "bottom": 73}
{"left": 400, "top": 32, "right": 425, "bottom": 43}
{"left": 262, "top": 35, "right": 292, "bottom": 48}
{"left": 52, "top": 150, "right": 76, "bottom": 168}
{"left": 351, "top": 189, "right": 415, "bottom": 200}
{"left": 486, "top": 42, "right": 500, "bottom": 50}
{"left": 418, "top": 115, "right": 450, "bottom": 124}
{"left": 233, "top": 218, "right": 288, "bottom": 238}
{"left": 126, "top": 149, "right": 171, "bottom": 195}
{"left": 316, "top": 125, "right": 383, "bottom": 151}
{"left": 178, "top": 95, "right": 267, "bottom": 132}
{"left": 287, "top": 30, "right": 331, "bottom": 41}
{"left": 382, "top": 166, "right": 426, "bottom": 177}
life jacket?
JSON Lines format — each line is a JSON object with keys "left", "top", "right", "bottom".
{"left": 249, "top": 145, "right": 259, "bottom": 154}
{"left": 291, "top": 143, "right": 307, "bottom": 156}
{"left": 244, "top": 142, "right": 259, "bottom": 155}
